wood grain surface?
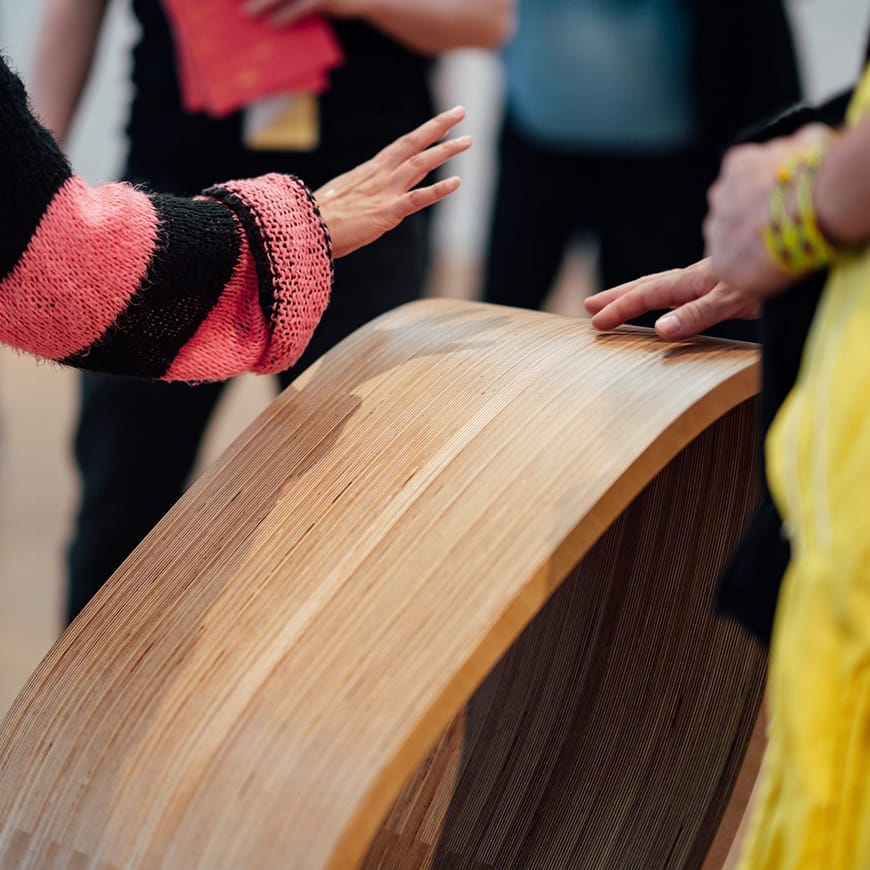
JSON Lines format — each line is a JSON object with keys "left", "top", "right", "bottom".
{"left": 363, "top": 398, "right": 764, "bottom": 869}
{"left": 0, "top": 300, "right": 763, "bottom": 869}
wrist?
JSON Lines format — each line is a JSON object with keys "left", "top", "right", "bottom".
{"left": 814, "top": 141, "right": 858, "bottom": 248}
{"left": 762, "top": 145, "right": 843, "bottom": 277}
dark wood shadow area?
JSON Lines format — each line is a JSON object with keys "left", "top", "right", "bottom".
{"left": 365, "top": 400, "right": 764, "bottom": 869}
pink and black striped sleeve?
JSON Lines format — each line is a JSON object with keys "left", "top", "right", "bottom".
{"left": 0, "top": 56, "right": 332, "bottom": 381}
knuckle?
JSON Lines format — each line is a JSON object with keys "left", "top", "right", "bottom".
{"left": 406, "top": 189, "right": 425, "bottom": 210}
{"left": 406, "top": 153, "right": 427, "bottom": 174}
{"left": 682, "top": 304, "right": 705, "bottom": 330}
{"left": 397, "top": 133, "right": 416, "bottom": 154}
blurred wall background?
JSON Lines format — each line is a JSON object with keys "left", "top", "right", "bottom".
{"left": 3, "top": 0, "right": 868, "bottom": 268}
{"left": 1, "top": 0, "right": 869, "bottom": 714}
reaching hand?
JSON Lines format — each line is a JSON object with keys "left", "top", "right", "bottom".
{"left": 586, "top": 123, "right": 839, "bottom": 340}
{"left": 584, "top": 258, "right": 760, "bottom": 341}
{"left": 314, "top": 106, "right": 471, "bottom": 259}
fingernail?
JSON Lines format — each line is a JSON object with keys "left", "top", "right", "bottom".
{"left": 449, "top": 106, "right": 465, "bottom": 117}
{"left": 455, "top": 135, "right": 472, "bottom": 146}
{"left": 657, "top": 313, "right": 680, "bottom": 337}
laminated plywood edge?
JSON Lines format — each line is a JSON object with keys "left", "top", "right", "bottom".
{"left": 0, "top": 300, "right": 763, "bottom": 869}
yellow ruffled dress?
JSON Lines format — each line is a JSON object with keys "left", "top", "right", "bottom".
{"left": 738, "top": 66, "right": 870, "bottom": 869}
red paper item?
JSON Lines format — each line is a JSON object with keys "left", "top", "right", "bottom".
{"left": 161, "top": 0, "right": 343, "bottom": 117}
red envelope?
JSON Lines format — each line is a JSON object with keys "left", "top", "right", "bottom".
{"left": 161, "top": 0, "right": 343, "bottom": 117}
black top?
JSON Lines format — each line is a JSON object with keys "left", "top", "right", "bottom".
{"left": 688, "top": 0, "right": 802, "bottom": 149}
{"left": 127, "top": 0, "right": 433, "bottom": 191}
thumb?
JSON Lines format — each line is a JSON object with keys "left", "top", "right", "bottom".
{"left": 655, "top": 293, "right": 730, "bottom": 340}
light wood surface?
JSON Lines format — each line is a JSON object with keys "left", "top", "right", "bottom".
{"left": 0, "top": 300, "right": 763, "bottom": 868}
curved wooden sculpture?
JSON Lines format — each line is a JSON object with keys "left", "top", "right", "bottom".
{"left": 0, "top": 300, "right": 765, "bottom": 869}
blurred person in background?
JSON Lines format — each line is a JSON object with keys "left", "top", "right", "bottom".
{"left": 31, "top": 0, "right": 514, "bottom": 625}
{"left": 483, "top": 0, "right": 800, "bottom": 339}
{"left": 585, "top": 35, "right": 870, "bottom": 863}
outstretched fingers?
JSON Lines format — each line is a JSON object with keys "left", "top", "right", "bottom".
{"left": 586, "top": 260, "right": 717, "bottom": 331}
{"left": 312, "top": 108, "right": 471, "bottom": 259}
{"left": 583, "top": 276, "right": 650, "bottom": 318}
{"left": 395, "top": 135, "right": 473, "bottom": 190}
{"left": 380, "top": 106, "right": 467, "bottom": 168}
{"left": 587, "top": 273, "right": 693, "bottom": 331}
{"left": 400, "top": 177, "right": 462, "bottom": 218}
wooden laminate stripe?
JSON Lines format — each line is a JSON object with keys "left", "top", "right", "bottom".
{"left": 0, "top": 300, "right": 762, "bottom": 868}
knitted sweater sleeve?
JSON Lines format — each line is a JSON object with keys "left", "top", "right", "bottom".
{"left": 0, "top": 56, "right": 332, "bottom": 381}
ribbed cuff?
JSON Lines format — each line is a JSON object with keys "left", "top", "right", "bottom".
{"left": 205, "top": 173, "right": 333, "bottom": 373}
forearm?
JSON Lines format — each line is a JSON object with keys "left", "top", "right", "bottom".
{"left": 0, "top": 57, "right": 332, "bottom": 381}
{"left": 2, "top": 180, "right": 332, "bottom": 382}
{"left": 30, "top": 0, "right": 110, "bottom": 142}
{"left": 814, "top": 113, "right": 870, "bottom": 249}
{"left": 359, "top": 0, "right": 514, "bottom": 54}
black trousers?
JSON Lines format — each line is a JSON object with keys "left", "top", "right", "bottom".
{"left": 66, "top": 211, "right": 429, "bottom": 624}
{"left": 484, "top": 117, "right": 758, "bottom": 342}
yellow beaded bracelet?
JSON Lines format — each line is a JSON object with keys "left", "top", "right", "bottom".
{"left": 762, "top": 147, "right": 841, "bottom": 277}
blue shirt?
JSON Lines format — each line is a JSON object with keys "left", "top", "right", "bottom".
{"left": 505, "top": 0, "right": 698, "bottom": 151}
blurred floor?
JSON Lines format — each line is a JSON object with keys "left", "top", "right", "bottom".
{"left": 0, "top": 349, "right": 73, "bottom": 714}
{"left": 0, "top": 343, "right": 276, "bottom": 715}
